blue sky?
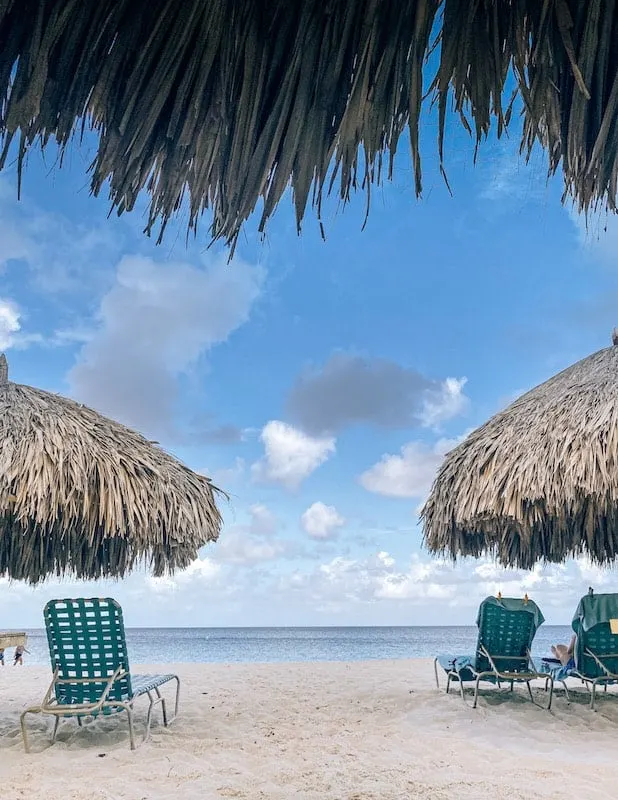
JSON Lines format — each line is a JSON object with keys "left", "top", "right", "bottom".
{"left": 2, "top": 122, "right": 618, "bottom": 628}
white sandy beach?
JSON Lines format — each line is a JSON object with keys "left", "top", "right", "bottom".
{"left": 1, "top": 659, "right": 616, "bottom": 799}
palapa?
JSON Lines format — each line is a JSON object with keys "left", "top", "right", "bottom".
{"left": 0, "top": 355, "right": 223, "bottom": 584}
{"left": 1, "top": 1, "right": 618, "bottom": 251}
{"left": 422, "top": 332, "right": 618, "bottom": 569}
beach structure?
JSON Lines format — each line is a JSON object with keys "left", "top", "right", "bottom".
{"left": 422, "top": 332, "right": 618, "bottom": 569}
{"left": 541, "top": 591, "right": 618, "bottom": 710}
{"left": 1, "top": 2, "right": 617, "bottom": 251}
{"left": 0, "top": 354, "right": 222, "bottom": 584}
{"left": 0, "top": 632, "right": 27, "bottom": 648}
{"left": 434, "top": 595, "right": 551, "bottom": 708}
{"left": 20, "top": 598, "right": 179, "bottom": 751}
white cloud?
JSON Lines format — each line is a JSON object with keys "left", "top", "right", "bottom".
{"left": 8, "top": 548, "right": 618, "bottom": 628}
{"left": 209, "top": 503, "right": 288, "bottom": 566}
{"left": 359, "top": 436, "right": 461, "bottom": 499}
{"left": 420, "top": 377, "right": 468, "bottom": 428}
{"left": 214, "top": 533, "right": 286, "bottom": 565}
{"left": 251, "top": 421, "right": 336, "bottom": 489}
{"left": 249, "top": 504, "right": 278, "bottom": 536}
{"left": 68, "top": 254, "right": 264, "bottom": 436}
{"left": 279, "top": 550, "right": 614, "bottom": 621}
{"left": 301, "top": 502, "right": 345, "bottom": 540}
{"left": 0, "top": 299, "right": 21, "bottom": 349}
{"left": 0, "top": 298, "right": 42, "bottom": 351}
{"left": 133, "top": 556, "right": 222, "bottom": 595}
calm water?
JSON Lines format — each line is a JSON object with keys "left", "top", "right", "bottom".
{"left": 12, "top": 626, "right": 573, "bottom": 666}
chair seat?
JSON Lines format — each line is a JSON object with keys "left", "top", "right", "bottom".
{"left": 436, "top": 654, "right": 477, "bottom": 682}
{"left": 130, "top": 673, "right": 177, "bottom": 698}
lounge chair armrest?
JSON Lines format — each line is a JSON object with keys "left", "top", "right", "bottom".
{"left": 47, "top": 666, "right": 127, "bottom": 712}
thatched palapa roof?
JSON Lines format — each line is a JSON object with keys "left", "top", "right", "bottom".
{"left": 0, "top": 355, "right": 222, "bottom": 584}
{"left": 2, "top": 1, "right": 618, "bottom": 250}
{"left": 422, "top": 333, "right": 618, "bottom": 569}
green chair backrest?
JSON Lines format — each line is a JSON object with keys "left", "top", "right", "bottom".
{"left": 45, "top": 598, "right": 133, "bottom": 705}
{"left": 475, "top": 596, "right": 543, "bottom": 674}
{"left": 572, "top": 593, "right": 618, "bottom": 679}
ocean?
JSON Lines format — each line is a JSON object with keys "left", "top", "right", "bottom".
{"left": 12, "top": 625, "right": 573, "bottom": 666}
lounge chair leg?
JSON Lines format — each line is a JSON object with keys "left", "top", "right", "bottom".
{"left": 126, "top": 707, "right": 137, "bottom": 750}
{"left": 591, "top": 682, "right": 597, "bottom": 712}
{"left": 77, "top": 716, "right": 83, "bottom": 727}
{"left": 433, "top": 658, "right": 440, "bottom": 690}
{"left": 560, "top": 680, "right": 570, "bottom": 703}
{"left": 473, "top": 676, "right": 481, "bottom": 708}
{"left": 155, "top": 686, "right": 168, "bottom": 727}
{"left": 51, "top": 716, "right": 60, "bottom": 743}
{"left": 445, "top": 674, "right": 451, "bottom": 694}
{"left": 546, "top": 678, "right": 554, "bottom": 711}
{"left": 172, "top": 676, "right": 180, "bottom": 721}
{"left": 145, "top": 696, "right": 153, "bottom": 742}
{"left": 526, "top": 681, "right": 534, "bottom": 702}
{"left": 510, "top": 681, "right": 514, "bottom": 692}
{"left": 20, "top": 710, "right": 33, "bottom": 754}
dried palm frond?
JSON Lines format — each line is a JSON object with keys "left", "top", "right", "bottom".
{"left": 422, "top": 334, "right": 618, "bottom": 569}
{"left": 1, "top": 1, "right": 617, "bottom": 252}
{"left": 0, "top": 355, "right": 223, "bottom": 584}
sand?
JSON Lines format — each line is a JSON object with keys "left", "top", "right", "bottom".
{"left": 0, "top": 659, "right": 616, "bottom": 799}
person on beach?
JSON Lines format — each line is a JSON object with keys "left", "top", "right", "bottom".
{"left": 0, "top": 647, "right": 4, "bottom": 666}
{"left": 13, "top": 644, "right": 27, "bottom": 666}
{"left": 551, "top": 634, "right": 576, "bottom": 668}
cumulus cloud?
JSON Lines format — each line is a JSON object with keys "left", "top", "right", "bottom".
{"left": 251, "top": 421, "right": 336, "bottom": 489}
{"left": 286, "top": 353, "right": 468, "bottom": 434}
{"left": 0, "top": 299, "right": 21, "bottom": 350}
{"left": 9, "top": 546, "right": 616, "bottom": 627}
{"left": 68, "top": 254, "right": 264, "bottom": 436}
{"left": 146, "top": 556, "right": 222, "bottom": 594}
{"left": 301, "top": 502, "right": 345, "bottom": 540}
{"left": 279, "top": 550, "right": 611, "bottom": 621}
{"left": 249, "top": 504, "right": 278, "bottom": 536}
{"left": 359, "top": 436, "right": 462, "bottom": 499}
{"left": 0, "top": 298, "right": 42, "bottom": 351}
{"left": 418, "top": 378, "right": 468, "bottom": 427}
{"left": 208, "top": 503, "right": 291, "bottom": 566}
{"left": 214, "top": 533, "right": 287, "bottom": 566}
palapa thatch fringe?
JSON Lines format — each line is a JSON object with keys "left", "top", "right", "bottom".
{"left": 0, "top": 356, "right": 223, "bottom": 584}
{"left": 1, "top": 1, "right": 618, "bottom": 250}
{"left": 422, "top": 341, "right": 618, "bottom": 569}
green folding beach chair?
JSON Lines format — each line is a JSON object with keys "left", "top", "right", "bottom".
{"left": 20, "top": 598, "right": 180, "bottom": 752}
{"left": 541, "top": 591, "right": 618, "bottom": 711}
{"left": 434, "top": 595, "right": 552, "bottom": 709}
